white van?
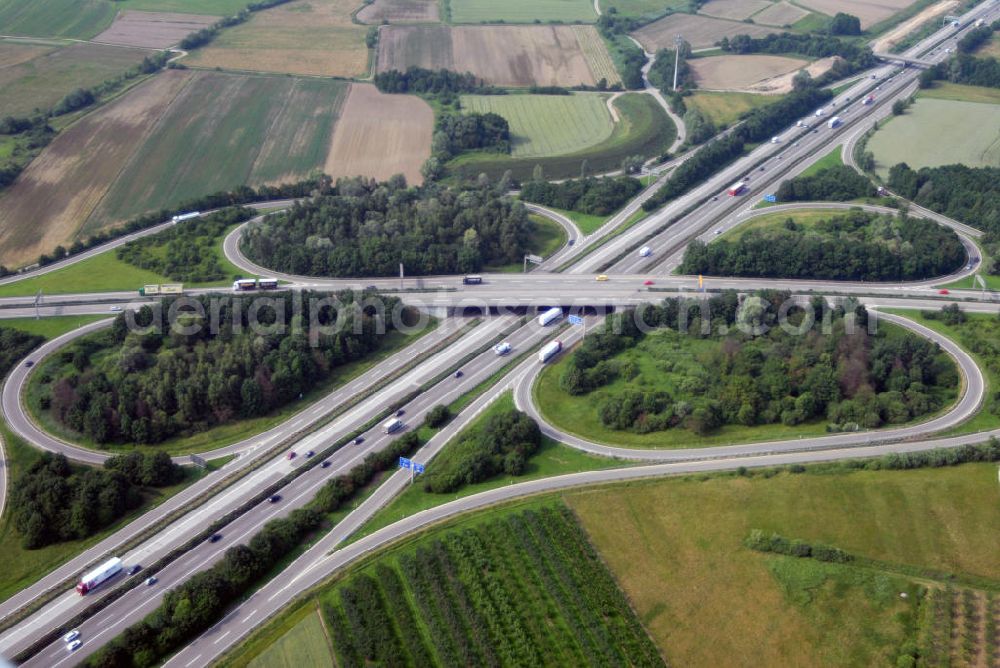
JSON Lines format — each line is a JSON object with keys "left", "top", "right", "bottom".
{"left": 382, "top": 418, "right": 403, "bottom": 434}
{"left": 639, "top": 246, "right": 652, "bottom": 257}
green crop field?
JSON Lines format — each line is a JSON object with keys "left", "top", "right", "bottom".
{"left": 868, "top": 96, "right": 1000, "bottom": 178}
{"left": 0, "top": 315, "right": 108, "bottom": 339}
{"left": 598, "top": 0, "right": 688, "bottom": 19}
{"left": 918, "top": 80, "right": 1000, "bottom": 105}
{"left": 799, "top": 145, "right": 843, "bottom": 177}
{"left": 570, "top": 462, "right": 1000, "bottom": 665}
{"left": 685, "top": 90, "right": 781, "bottom": 127}
{"left": 0, "top": 41, "right": 150, "bottom": 120}
{"left": 85, "top": 74, "right": 348, "bottom": 230}
{"left": 246, "top": 608, "right": 334, "bottom": 668}
{"left": 118, "top": 0, "right": 250, "bottom": 14}
{"left": 461, "top": 93, "right": 614, "bottom": 158}
{"left": 449, "top": 93, "right": 675, "bottom": 181}
{"left": 225, "top": 504, "right": 662, "bottom": 668}
{"left": 449, "top": 0, "right": 597, "bottom": 23}
{"left": 0, "top": 0, "right": 116, "bottom": 39}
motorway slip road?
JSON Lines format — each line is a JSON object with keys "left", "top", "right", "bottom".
{"left": 0, "top": 316, "right": 496, "bottom": 656}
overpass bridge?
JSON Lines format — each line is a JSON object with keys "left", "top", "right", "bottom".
{"left": 873, "top": 52, "right": 935, "bottom": 67}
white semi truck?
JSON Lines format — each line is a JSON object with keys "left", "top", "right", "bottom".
{"left": 538, "top": 340, "right": 562, "bottom": 363}
{"left": 77, "top": 557, "right": 122, "bottom": 595}
{"left": 538, "top": 307, "right": 562, "bottom": 327}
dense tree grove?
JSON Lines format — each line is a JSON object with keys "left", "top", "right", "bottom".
{"left": 116, "top": 207, "right": 251, "bottom": 283}
{"left": 682, "top": 107, "right": 717, "bottom": 144}
{"left": 10, "top": 452, "right": 181, "bottom": 548}
{"left": 433, "top": 112, "right": 511, "bottom": 159}
{"left": 643, "top": 87, "right": 832, "bottom": 210}
{"left": 520, "top": 176, "right": 642, "bottom": 215}
{"left": 957, "top": 24, "right": 996, "bottom": 54}
{"left": 718, "top": 32, "right": 876, "bottom": 86}
{"left": 680, "top": 210, "right": 965, "bottom": 281}
{"left": 649, "top": 45, "right": 694, "bottom": 92}
{"left": 374, "top": 68, "right": 500, "bottom": 97}
{"left": 559, "top": 292, "right": 956, "bottom": 435}
{"left": 0, "top": 326, "right": 44, "bottom": 377}
{"left": 919, "top": 52, "right": 1000, "bottom": 89}
{"left": 887, "top": 163, "right": 1000, "bottom": 241}
{"left": 828, "top": 12, "right": 862, "bottom": 36}
{"left": 41, "top": 290, "right": 403, "bottom": 445}
{"left": 421, "top": 408, "right": 541, "bottom": 493}
{"left": 776, "top": 165, "right": 876, "bottom": 201}
{"left": 241, "top": 177, "right": 530, "bottom": 277}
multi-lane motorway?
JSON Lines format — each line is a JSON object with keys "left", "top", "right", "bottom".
{"left": 1, "top": 1, "right": 999, "bottom": 664}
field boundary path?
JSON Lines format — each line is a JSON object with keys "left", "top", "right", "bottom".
{"left": 629, "top": 37, "right": 685, "bottom": 152}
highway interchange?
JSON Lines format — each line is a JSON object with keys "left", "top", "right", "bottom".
{"left": 1, "top": 1, "right": 999, "bottom": 664}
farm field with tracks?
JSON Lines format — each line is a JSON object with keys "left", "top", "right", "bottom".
{"left": 752, "top": 1, "right": 810, "bottom": 26}
{"left": 92, "top": 10, "right": 218, "bottom": 48}
{"left": 87, "top": 73, "right": 349, "bottom": 229}
{"left": 184, "top": 0, "right": 368, "bottom": 77}
{"left": 377, "top": 24, "right": 615, "bottom": 87}
{"left": 633, "top": 13, "right": 779, "bottom": 51}
{"left": 460, "top": 93, "right": 615, "bottom": 158}
{"left": 685, "top": 90, "right": 780, "bottom": 126}
{"left": 115, "top": 0, "right": 249, "bottom": 13}
{"left": 0, "top": 0, "right": 116, "bottom": 38}
{"left": 699, "top": 0, "right": 770, "bottom": 21}
{"left": 449, "top": 0, "right": 597, "bottom": 24}
{"left": 689, "top": 54, "right": 808, "bottom": 91}
{"left": 869, "top": 95, "right": 1000, "bottom": 178}
{"left": 0, "top": 40, "right": 150, "bottom": 117}
{"left": 356, "top": 0, "right": 438, "bottom": 23}
{"left": 324, "top": 83, "right": 433, "bottom": 185}
{"left": 795, "top": 0, "right": 918, "bottom": 28}
{"left": 0, "top": 69, "right": 192, "bottom": 268}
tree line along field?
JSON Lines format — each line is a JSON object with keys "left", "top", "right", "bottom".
{"left": 377, "top": 24, "right": 618, "bottom": 88}
{"left": 460, "top": 93, "right": 615, "bottom": 158}
{"left": 868, "top": 94, "right": 1000, "bottom": 178}
{"left": 0, "top": 40, "right": 151, "bottom": 118}
{"left": 450, "top": 93, "right": 674, "bottom": 181}
{"left": 183, "top": 0, "right": 369, "bottom": 78}
{"left": 448, "top": 0, "right": 597, "bottom": 24}
{"left": 225, "top": 505, "right": 664, "bottom": 668}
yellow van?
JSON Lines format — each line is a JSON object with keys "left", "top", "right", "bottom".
{"left": 595, "top": 274, "right": 609, "bottom": 282}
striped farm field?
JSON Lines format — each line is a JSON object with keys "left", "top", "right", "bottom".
{"left": 461, "top": 93, "right": 614, "bottom": 158}
{"left": 573, "top": 24, "right": 621, "bottom": 86}
{"left": 84, "top": 73, "right": 349, "bottom": 232}
{"left": 449, "top": 0, "right": 597, "bottom": 23}
{"left": 0, "top": 0, "right": 116, "bottom": 38}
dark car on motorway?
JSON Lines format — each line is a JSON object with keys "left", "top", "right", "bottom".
{"left": 321, "top": 461, "right": 332, "bottom": 468}
{"left": 306, "top": 450, "right": 315, "bottom": 458}
{"left": 354, "top": 436, "right": 364, "bottom": 445}
{"left": 127, "top": 565, "right": 142, "bottom": 576}
{"left": 24, "top": 360, "right": 33, "bottom": 368}
{"left": 269, "top": 495, "right": 281, "bottom": 503}
{"left": 209, "top": 533, "right": 223, "bottom": 543}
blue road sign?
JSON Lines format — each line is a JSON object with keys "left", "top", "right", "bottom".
{"left": 399, "top": 457, "right": 411, "bottom": 470}
{"left": 764, "top": 194, "right": 777, "bottom": 203}
{"left": 413, "top": 462, "right": 425, "bottom": 475}
{"left": 568, "top": 315, "right": 584, "bottom": 326}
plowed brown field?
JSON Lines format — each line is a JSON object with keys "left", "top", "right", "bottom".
{"left": 93, "top": 10, "right": 218, "bottom": 48}
{"left": 324, "top": 83, "right": 432, "bottom": 185}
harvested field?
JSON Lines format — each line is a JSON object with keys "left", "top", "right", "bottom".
{"left": 460, "top": 93, "right": 614, "bottom": 157}
{"left": 92, "top": 10, "right": 218, "bottom": 48}
{"left": 573, "top": 24, "right": 621, "bottom": 85}
{"left": 869, "top": 97, "right": 1000, "bottom": 177}
{"left": 699, "top": 0, "right": 770, "bottom": 21}
{"left": 690, "top": 54, "right": 808, "bottom": 91}
{"left": 377, "top": 25, "right": 610, "bottom": 87}
{"left": 796, "top": 0, "right": 918, "bottom": 29}
{"left": 449, "top": 0, "right": 597, "bottom": 24}
{"left": 0, "top": 0, "right": 116, "bottom": 39}
{"left": 184, "top": 0, "right": 368, "bottom": 77}
{"left": 600, "top": 0, "right": 688, "bottom": 18}
{"left": 0, "top": 40, "right": 56, "bottom": 69}
{"left": 87, "top": 73, "right": 348, "bottom": 228}
{"left": 356, "top": 0, "right": 438, "bottom": 23}
{"left": 116, "top": 0, "right": 248, "bottom": 13}
{"left": 633, "top": 13, "right": 778, "bottom": 51}
{"left": 0, "top": 41, "right": 150, "bottom": 118}
{"left": 752, "top": 1, "right": 809, "bottom": 26}
{"left": 324, "top": 83, "right": 432, "bottom": 185}
{"left": 742, "top": 55, "right": 836, "bottom": 94}
{"left": 0, "top": 70, "right": 192, "bottom": 268}
{"left": 872, "top": 0, "right": 958, "bottom": 53}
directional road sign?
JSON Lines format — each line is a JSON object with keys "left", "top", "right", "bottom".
{"left": 413, "top": 462, "right": 425, "bottom": 475}
{"left": 568, "top": 315, "right": 584, "bottom": 326}
{"left": 399, "top": 457, "right": 412, "bottom": 470}
{"left": 763, "top": 194, "right": 777, "bottom": 203}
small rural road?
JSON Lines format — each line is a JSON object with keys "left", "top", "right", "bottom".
{"left": 630, "top": 37, "right": 686, "bottom": 152}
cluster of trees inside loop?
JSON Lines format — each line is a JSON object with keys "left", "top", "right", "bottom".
{"left": 520, "top": 176, "right": 642, "bottom": 215}
{"left": 240, "top": 176, "right": 531, "bottom": 277}
{"left": 558, "top": 292, "right": 957, "bottom": 435}
{"left": 680, "top": 209, "right": 965, "bottom": 282}
{"left": 10, "top": 451, "right": 182, "bottom": 549}
{"left": 38, "top": 290, "right": 404, "bottom": 445}
{"left": 888, "top": 163, "right": 1000, "bottom": 243}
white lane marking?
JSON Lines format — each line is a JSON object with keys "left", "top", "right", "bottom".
{"left": 213, "top": 631, "right": 231, "bottom": 645}
{"left": 185, "top": 654, "right": 203, "bottom": 667}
